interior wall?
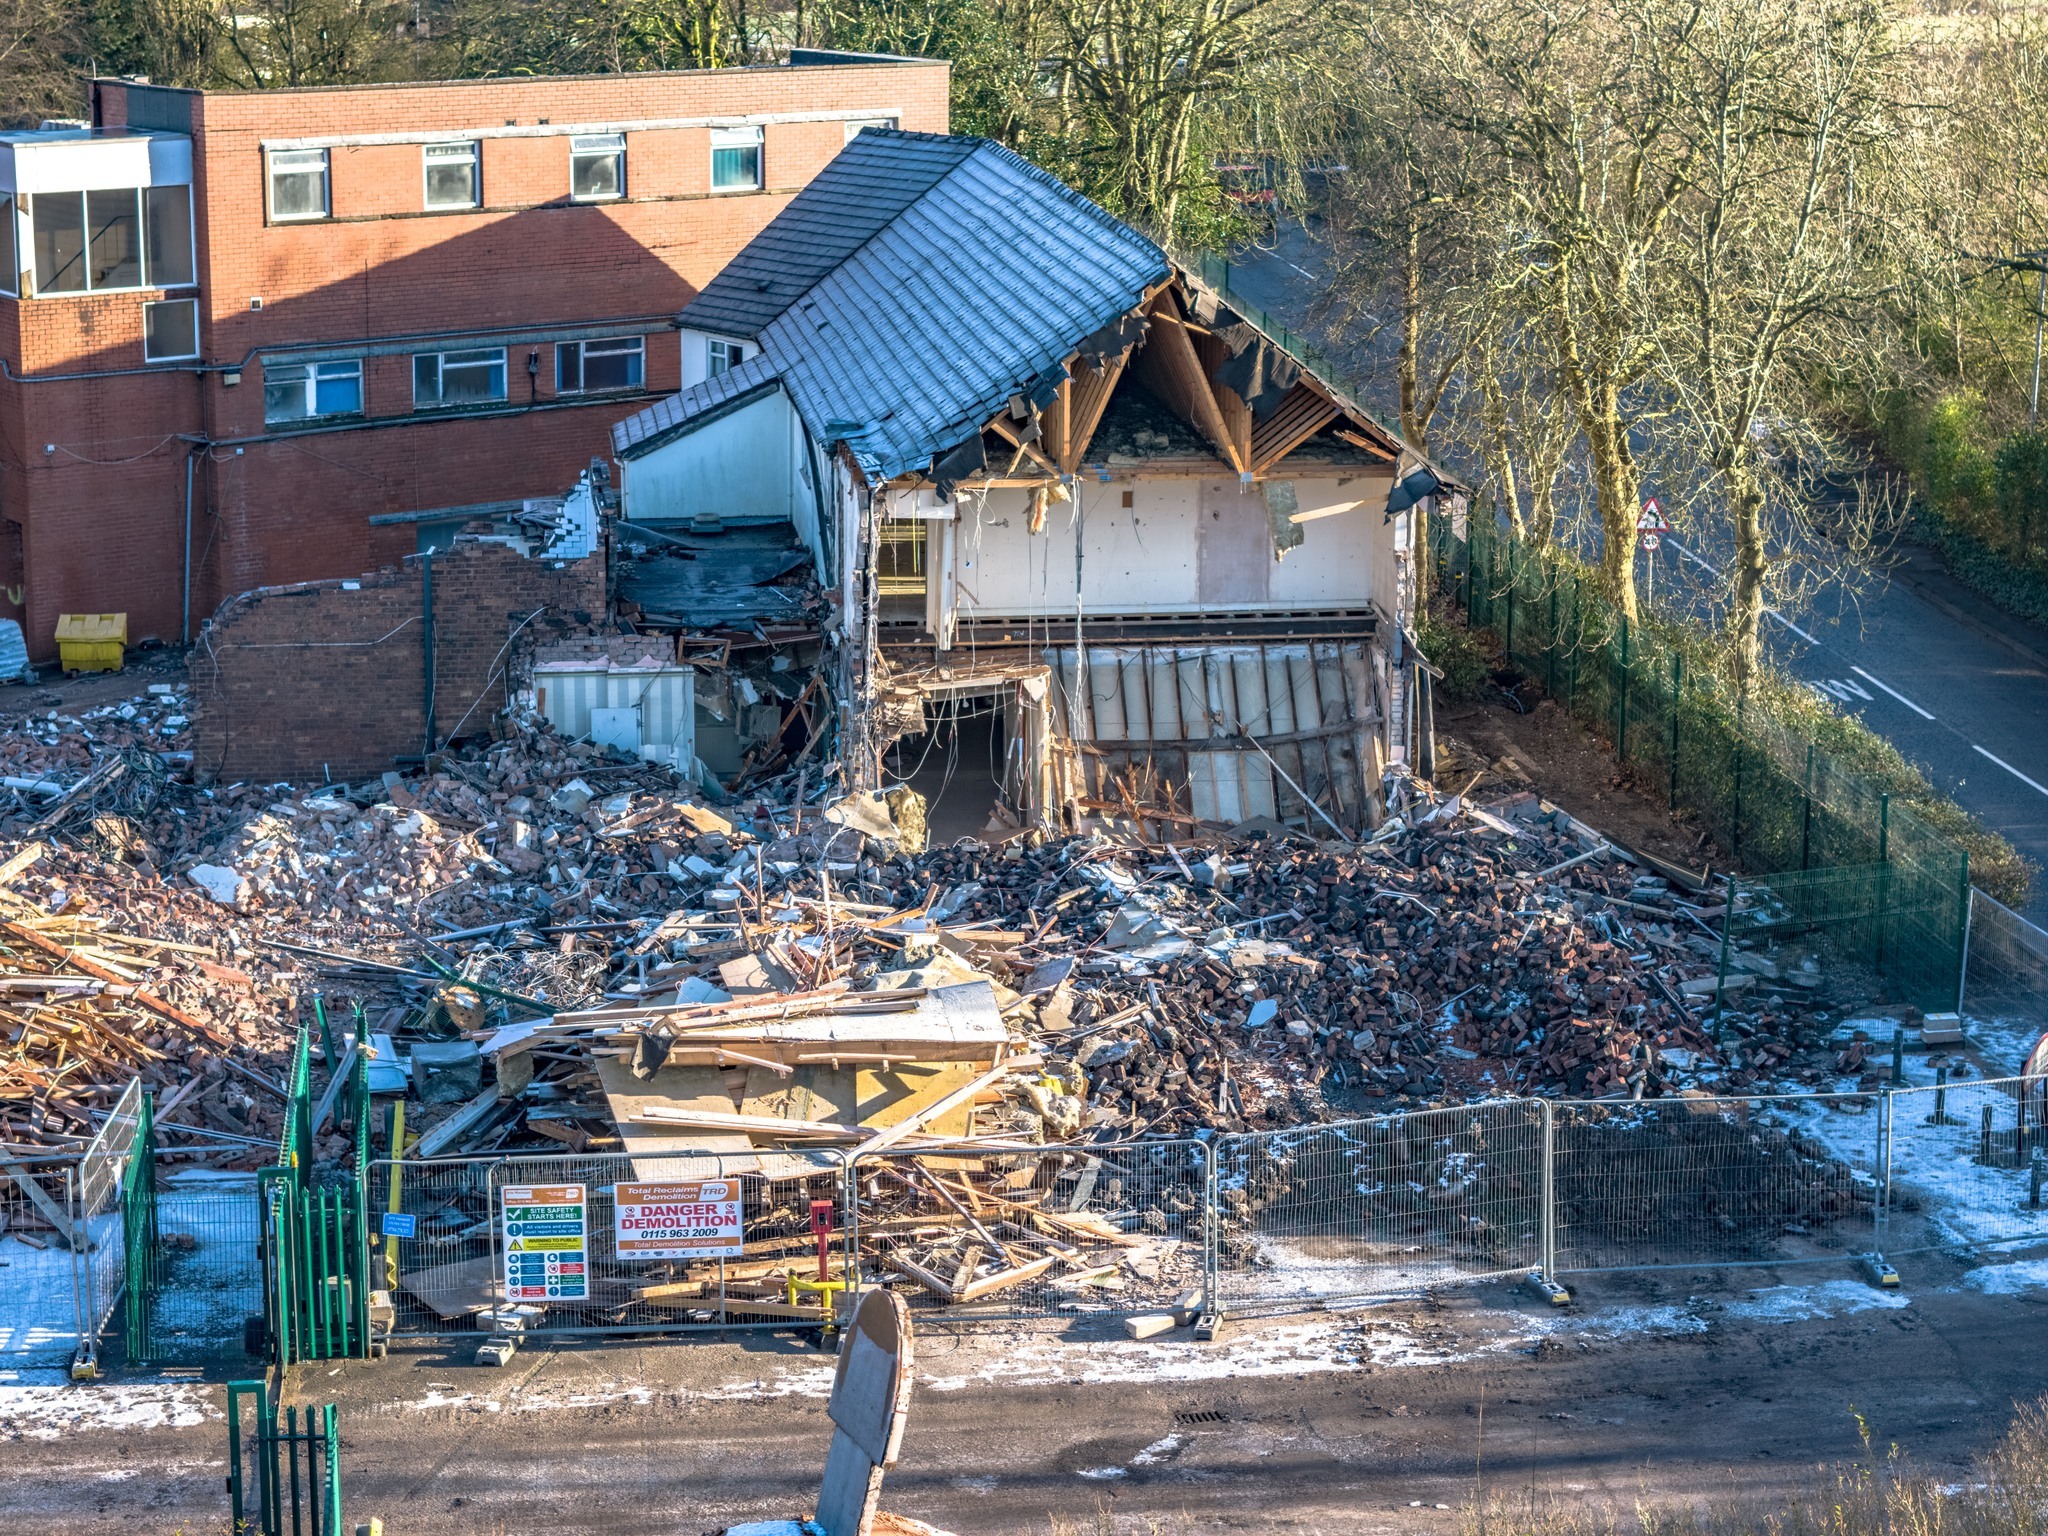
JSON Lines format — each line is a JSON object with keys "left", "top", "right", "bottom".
{"left": 625, "top": 389, "right": 799, "bottom": 529}
{"left": 952, "top": 472, "right": 1394, "bottom": 619}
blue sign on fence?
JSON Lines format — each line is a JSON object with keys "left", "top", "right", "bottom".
{"left": 379, "top": 1212, "right": 417, "bottom": 1239}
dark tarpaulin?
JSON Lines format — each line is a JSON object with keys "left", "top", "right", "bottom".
{"left": 1214, "top": 327, "right": 1303, "bottom": 422}
{"left": 930, "top": 433, "right": 987, "bottom": 499}
{"left": 1075, "top": 311, "right": 1149, "bottom": 369}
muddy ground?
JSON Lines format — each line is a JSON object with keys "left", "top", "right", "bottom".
{"left": 7, "top": 1250, "right": 2043, "bottom": 1535}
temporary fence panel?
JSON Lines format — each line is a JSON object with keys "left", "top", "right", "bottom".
{"left": 76, "top": 1076, "right": 143, "bottom": 1353}
{"left": 373, "top": 1150, "right": 847, "bottom": 1338}
{"left": 137, "top": 1171, "right": 265, "bottom": 1364}
{"left": 228, "top": 1380, "right": 343, "bottom": 1536}
{"left": 1883, "top": 1074, "right": 2048, "bottom": 1258}
{"left": 845, "top": 1139, "right": 1212, "bottom": 1322}
{"left": 0, "top": 1156, "right": 88, "bottom": 1372}
{"left": 1549, "top": 1093, "right": 1883, "bottom": 1275}
{"left": 1212, "top": 1102, "right": 1546, "bottom": 1315}
{"left": 1961, "top": 890, "right": 2048, "bottom": 1070}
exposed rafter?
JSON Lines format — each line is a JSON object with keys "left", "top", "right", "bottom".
{"left": 1133, "top": 294, "right": 1244, "bottom": 473}
{"left": 1061, "top": 350, "right": 1134, "bottom": 473}
{"left": 1250, "top": 382, "right": 1343, "bottom": 472}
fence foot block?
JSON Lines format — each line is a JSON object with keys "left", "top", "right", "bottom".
{"left": 1864, "top": 1255, "right": 1901, "bottom": 1290}
{"left": 1194, "top": 1312, "right": 1221, "bottom": 1342}
{"left": 476, "top": 1335, "right": 518, "bottom": 1367}
{"left": 1527, "top": 1271, "right": 1572, "bottom": 1307}
{"left": 68, "top": 1347, "right": 99, "bottom": 1381}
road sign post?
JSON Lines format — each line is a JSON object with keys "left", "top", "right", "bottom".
{"left": 1636, "top": 498, "right": 1671, "bottom": 607}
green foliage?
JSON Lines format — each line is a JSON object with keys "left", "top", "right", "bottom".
{"left": 1924, "top": 392, "right": 1998, "bottom": 525}
{"left": 1417, "top": 602, "right": 1492, "bottom": 702}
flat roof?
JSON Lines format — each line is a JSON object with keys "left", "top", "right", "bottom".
{"left": 88, "top": 52, "right": 944, "bottom": 100}
{"left": 0, "top": 125, "right": 183, "bottom": 147}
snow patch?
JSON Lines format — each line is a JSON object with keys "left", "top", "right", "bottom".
{"left": 1721, "top": 1281, "right": 1909, "bottom": 1322}
{"left": 0, "top": 1383, "right": 215, "bottom": 1440}
{"left": 1962, "top": 1260, "right": 2048, "bottom": 1296}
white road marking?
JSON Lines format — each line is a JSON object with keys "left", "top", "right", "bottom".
{"left": 1851, "top": 666, "right": 1936, "bottom": 720}
{"left": 1772, "top": 613, "right": 1821, "bottom": 645}
{"left": 1972, "top": 745, "right": 2048, "bottom": 799}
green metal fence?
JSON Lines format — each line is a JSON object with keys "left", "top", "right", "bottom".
{"left": 119, "top": 1090, "right": 158, "bottom": 1362}
{"left": 1433, "top": 517, "right": 1971, "bottom": 1013}
{"left": 260, "top": 1029, "right": 371, "bottom": 1366}
{"left": 228, "top": 1380, "right": 344, "bottom": 1536}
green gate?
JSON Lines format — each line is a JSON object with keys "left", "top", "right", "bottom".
{"left": 120, "top": 1089, "right": 159, "bottom": 1361}
{"left": 227, "top": 1380, "right": 344, "bottom": 1536}
{"left": 260, "top": 1026, "right": 371, "bottom": 1366}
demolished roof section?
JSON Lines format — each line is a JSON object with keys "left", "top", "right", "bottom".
{"left": 617, "top": 129, "right": 1173, "bottom": 484}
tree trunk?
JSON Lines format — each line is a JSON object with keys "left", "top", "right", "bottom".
{"left": 1398, "top": 211, "right": 1433, "bottom": 604}
{"left": 1726, "top": 458, "right": 1768, "bottom": 683}
{"left": 1580, "top": 380, "right": 1640, "bottom": 618}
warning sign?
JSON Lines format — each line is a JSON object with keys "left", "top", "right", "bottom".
{"left": 615, "top": 1180, "right": 744, "bottom": 1260}
{"left": 1636, "top": 498, "right": 1671, "bottom": 534}
{"left": 501, "top": 1183, "right": 588, "bottom": 1302}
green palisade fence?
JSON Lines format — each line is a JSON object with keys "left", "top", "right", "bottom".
{"left": 260, "top": 1029, "right": 370, "bottom": 1366}
{"left": 228, "top": 1380, "right": 343, "bottom": 1536}
{"left": 1430, "top": 516, "right": 1970, "bottom": 1013}
{"left": 119, "top": 1089, "right": 158, "bottom": 1363}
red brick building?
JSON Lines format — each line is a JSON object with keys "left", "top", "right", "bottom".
{"left": 0, "top": 55, "right": 947, "bottom": 658}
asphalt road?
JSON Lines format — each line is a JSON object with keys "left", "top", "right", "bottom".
{"left": 9, "top": 1263, "right": 2045, "bottom": 1535}
{"left": 1222, "top": 236, "right": 2048, "bottom": 922}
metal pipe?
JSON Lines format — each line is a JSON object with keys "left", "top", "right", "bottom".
{"left": 181, "top": 446, "right": 197, "bottom": 644}
{"left": 420, "top": 549, "right": 436, "bottom": 756}
{"left": 2033, "top": 260, "right": 2046, "bottom": 429}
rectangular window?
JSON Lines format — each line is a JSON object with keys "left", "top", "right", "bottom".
{"left": 844, "top": 117, "right": 898, "bottom": 140}
{"left": 423, "top": 141, "right": 480, "bottom": 210}
{"left": 710, "top": 125, "right": 763, "bottom": 191}
{"left": 570, "top": 134, "right": 625, "bottom": 201}
{"left": 142, "top": 297, "right": 199, "bottom": 362}
{"left": 413, "top": 346, "right": 507, "bottom": 407}
{"left": 32, "top": 193, "right": 86, "bottom": 294}
{"left": 269, "top": 148, "right": 330, "bottom": 221}
{"left": 708, "top": 338, "right": 746, "bottom": 377}
{"left": 144, "top": 186, "right": 194, "bottom": 288}
{"left": 264, "top": 359, "right": 363, "bottom": 423}
{"left": 557, "top": 336, "right": 644, "bottom": 394}
{"left": 88, "top": 188, "right": 143, "bottom": 291}
{"left": 0, "top": 194, "right": 16, "bottom": 297}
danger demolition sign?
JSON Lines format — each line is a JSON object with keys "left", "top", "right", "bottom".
{"left": 614, "top": 1180, "right": 745, "bottom": 1259}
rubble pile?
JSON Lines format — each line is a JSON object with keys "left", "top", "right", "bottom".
{"left": 0, "top": 672, "right": 1922, "bottom": 1319}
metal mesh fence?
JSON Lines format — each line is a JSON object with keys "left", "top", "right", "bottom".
{"left": 1430, "top": 517, "right": 1972, "bottom": 1012}
{"left": 141, "top": 1172, "right": 263, "bottom": 1364}
{"left": 1550, "top": 1094, "right": 1882, "bottom": 1274}
{"left": 1962, "top": 890, "right": 2048, "bottom": 1071}
{"left": 846, "top": 1140, "right": 1211, "bottom": 1322}
{"left": 1212, "top": 1102, "right": 1546, "bottom": 1314}
{"left": 375, "top": 1151, "right": 849, "bottom": 1337}
{"left": 1885, "top": 1075, "right": 2048, "bottom": 1258}
{"left": 76, "top": 1078, "right": 142, "bottom": 1351}
{"left": 0, "top": 1157, "right": 85, "bottom": 1371}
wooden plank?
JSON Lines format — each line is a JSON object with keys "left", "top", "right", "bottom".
{"left": 0, "top": 842, "right": 47, "bottom": 888}
{"left": 1134, "top": 297, "right": 1242, "bottom": 472}
{"left": 1250, "top": 383, "right": 1343, "bottom": 471}
{"left": 595, "top": 1055, "right": 760, "bottom": 1178}
{"left": 1063, "top": 353, "right": 1131, "bottom": 472}
{"left": 1, "top": 921, "right": 229, "bottom": 1045}
{"left": 2, "top": 1162, "right": 78, "bottom": 1245}
{"left": 1042, "top": 374, "right": 1071, "bottom": 465}
{"left": 1193, "top": 328, "right": 1253, "bottom": 469}
{"left": 858, "top": 1056, "right": 1037, "bottom": 1155}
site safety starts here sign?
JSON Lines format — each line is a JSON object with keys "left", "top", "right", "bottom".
{"left": 614, "top": 1180, "right": 745, "bottom": 1259}
{"left": 501, "top": 1183, "right": 588, "bottom": 1302}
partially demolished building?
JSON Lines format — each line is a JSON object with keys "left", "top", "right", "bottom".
{"left": 611, "top": 129, "right": 1448, "bottom": 839}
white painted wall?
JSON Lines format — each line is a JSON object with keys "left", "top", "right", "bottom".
{"left": 677, "top": 327, "right": 757, "bottom": 389}
{"left": 620, "top": 385, "right": 831, "bottom": 578}
{"left": 950, "top": 472, "right": 1396, "bottom": 620}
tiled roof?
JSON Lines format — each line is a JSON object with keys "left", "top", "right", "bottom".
{"left": 615, "top": 130, "right": 1170, "bottom": 482}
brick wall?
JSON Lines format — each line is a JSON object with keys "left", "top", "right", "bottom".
{"left": 1, "top": 61, "right": 950, "bottom": 656}
{"left": 190, "top": 536, "right": 605, "bottom": 782}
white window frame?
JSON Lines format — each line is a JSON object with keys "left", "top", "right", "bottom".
{"left": 710, "top": 125, "right": 764, "bottom": 192}
{"left": 263, "top": 357, "right": 365, "bottom": 425}
{"left": 142, "top": 297, "right": 200, "bottom": 363}
{"left": 569, "top": 134, "right": 626, "bottom": 202}
{"left": 708, "top": 338, "right": 746, "bottom": 377}
{"left": 0, "top": 193, "right": 19, "bottom": 297}
{"left": 844, "top": 117, "right": 899, "bottom": 141}
{"left": 556, "top": 336, "right": 645, "bottom": 395}
{"left": 413, "top": 346, "right": 508, "bottom": 408}
{"left": 268, "top": 148, "right": 331, "bottom": 222}
{"left": 422, "top": 140, "right": 481, "bottom": 211}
